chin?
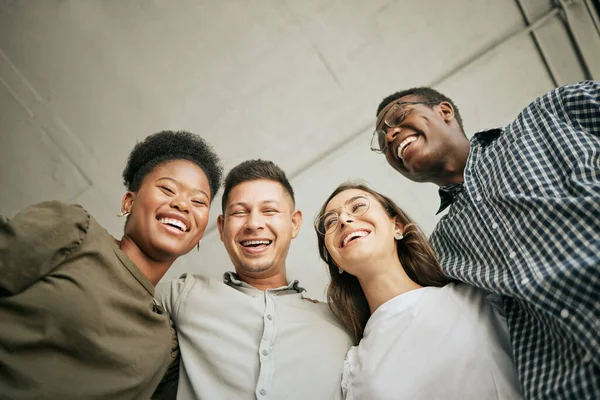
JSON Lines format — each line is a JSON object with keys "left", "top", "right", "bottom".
{"left": 239, "top": 262, "right": 274, "bottom": 274}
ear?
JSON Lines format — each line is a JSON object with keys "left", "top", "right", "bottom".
{"left": 121, "top": 192, "right": 135, "bottom": 213}
{"left": 438, "top": 101, "right": 455, "bottom": 125}
{"left": 393, "top": 216, "right": 404, "bottom": 235}
{"left": 291, "top": 209, "right": 303, "bottom": 239}
{"left": 217, "top": 214, "right": 225, "bottom": 242}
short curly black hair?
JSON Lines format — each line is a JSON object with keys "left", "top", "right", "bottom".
{"left": 122, "top": 130, "right": 223, "bottom": 201}
{"left": 376, "top": 87, "right": 465, "bottom": 135}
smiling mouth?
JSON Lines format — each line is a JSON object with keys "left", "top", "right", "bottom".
{"left": 397, "top": 135, "right": 418, "bottom": 160}
{"left": 341, "top": 230, "right": 370, "bottom": 248}
{"left": 240, "top": 239, "right": 273, "bottom": 248}
{"left": 158, "top": 217, "right": 189, "bottom": 232}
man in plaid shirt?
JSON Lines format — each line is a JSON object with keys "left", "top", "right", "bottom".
{"left": 369, "top": 81, "right": 599, "bottom": 399}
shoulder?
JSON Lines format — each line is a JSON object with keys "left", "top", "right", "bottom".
{"left": 15, "top": 201, "right": 89, "bottom": 224}
{"left": 301, "top": 295, "right": 322, "bottom": 304}
{"left": 3, "top": 200, "right": 91, "bottom": 249}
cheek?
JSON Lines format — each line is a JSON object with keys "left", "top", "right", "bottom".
{"left": 194, "top": 209, "right": 210, "bottom": 230}
{"left": 324, "top": 237, "right": 337, "bottom": 255}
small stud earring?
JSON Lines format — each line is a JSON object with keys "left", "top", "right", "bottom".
{"left": 394, "top": 232, "right": 404, "bottom": 240}
{"left": 338, "top": 267, "right": 344, "bottom": 275}
{"left": 117, "top": 210, "right": 131, "bottom": 218}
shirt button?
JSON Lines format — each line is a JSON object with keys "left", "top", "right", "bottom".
{"left": 267, "top": 314, "right": 272, "bottom": 320}
{"left": 491, "top": 222, "right": 498, "bottom": 230}
{"left": 509, "top": 252, "right": 516, "bottom": 259}
{"left": 262, "top": 349, "right": 269, "bottom": 356}
{"left": 560, "top": 309, "right": 569, "bottom": 319}
{"left": 582, "top": 353, "right": 592, "bottom": 363}
{"left": 259, "top": 389, "right": 267, "bottom": 395}
{"left": 475, "top": 195, "right": 482, "bottom": 202}
{"left": 521, "top": 277, "right": 530, "bottom": 285}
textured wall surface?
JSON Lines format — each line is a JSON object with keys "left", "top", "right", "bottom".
{"left": 1, "top": 0, "right": 598, "bottom": 298}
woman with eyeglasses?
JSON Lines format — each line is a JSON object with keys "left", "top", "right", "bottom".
{"left": 314, "top": 182, "right": 521, "bottom": 399}
{"left": 0, "top": 130, "right": 223, "bottom": 399}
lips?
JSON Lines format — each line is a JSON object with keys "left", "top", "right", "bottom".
{"left": 157, "top": 213, "right": 190, "bottom": 233}
{"left": 397, "top": 135, "right": 418, "bottom": 160}
{"left": 239, "top": 238, "right": 273, "bottom": 254}
{"left": 340, "top": 229, "right": 371, "bottom": 248}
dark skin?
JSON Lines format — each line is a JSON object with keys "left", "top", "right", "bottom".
{"left": 379, "top": 95, "right": 470, "bottom": 187}
{"left": 118, "top": 160, "right": 212, "bottom": 286}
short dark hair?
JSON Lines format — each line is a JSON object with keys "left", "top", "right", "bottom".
{"left": 221, "top": 159, "right": 295, "bottom": 212}
{"left": 122, "top": 130, "right": 223, "bottom": 201}
{"left": 376, "top": 87, "right": 465, "bottom": 134}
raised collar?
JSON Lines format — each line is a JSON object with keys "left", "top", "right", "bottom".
{"left": 436, "top": 182, "right": 465, "bottom": 214}
{"left": 471, "top": 127, "right": 503, "bottom": 147}
{"left": 223, "top": 271, "right": 305, "bottom": 293}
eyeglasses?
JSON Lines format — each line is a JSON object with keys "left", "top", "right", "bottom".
{"left": 370, "top": 101, "right": 436, "bottom": 153}
{"left": 315, "top": 195, "right": 370, "bottom": 236}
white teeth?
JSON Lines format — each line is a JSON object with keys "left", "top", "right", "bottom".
{"left": 342, "top": 230, "right": 369, "bottom": 247}
{"left": 397, "top": 136, "right": 418, "bottom": 159}
{"left": 241, "top": 240, "right": 271, "bottom": 246}
{"left": 159, "top": 218, "right": 188, "bottom": 232}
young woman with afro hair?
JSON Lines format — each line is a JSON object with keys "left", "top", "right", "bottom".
{"left": 0, "top": 130, "right": 223, "bottom": 400}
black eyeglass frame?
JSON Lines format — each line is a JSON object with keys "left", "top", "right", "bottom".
{"left": 370, "top": 101, "right": 438, "bottom": 154}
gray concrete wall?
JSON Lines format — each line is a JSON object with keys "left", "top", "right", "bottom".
{"left": 1, "top": 0, "right": 597, "bottom": 298}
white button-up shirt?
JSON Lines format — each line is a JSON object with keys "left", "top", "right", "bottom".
{"left": 156, "top": 272, "right": 352, "bottom": 400}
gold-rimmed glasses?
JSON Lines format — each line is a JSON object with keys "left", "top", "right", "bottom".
{"left": 315, "top": 195, "right": 370, "bottom": 236}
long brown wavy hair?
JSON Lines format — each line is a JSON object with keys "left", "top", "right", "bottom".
{"left": 314, "top": 182, "right": 455, "bottom": 344}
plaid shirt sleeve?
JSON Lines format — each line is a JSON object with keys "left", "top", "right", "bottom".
{"left": 430, "top": 81, "right": 600, "bottom": 399}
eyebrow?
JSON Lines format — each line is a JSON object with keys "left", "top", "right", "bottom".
{"left": 324, "top": 195, "right": 367, "bottom": 215}
{"left": 157, "top": 177, "right": 209, "bottom": 197}
{"left": 228, "top": 200, "right": 281, "bottom": 209}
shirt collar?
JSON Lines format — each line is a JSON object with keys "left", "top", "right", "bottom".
{"left": 436, "top": 182, "right": 465, "bottom": 214}
{"left": 435, "top": 128, "right": 503, "bottom": 214}
{"left": 471, "top": 127, "right": 503, "bottom": 147}
{"left": 223, "top": 271, "right": 306, "bottom": 293}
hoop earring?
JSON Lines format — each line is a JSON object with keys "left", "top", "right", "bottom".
{"left": 197, "top": 241, "right": 201, "bottom": 251}
{"left": 117, "top": 210, "right": 130, "bottom": 218}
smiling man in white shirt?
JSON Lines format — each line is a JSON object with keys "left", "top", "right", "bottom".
{"left": 156, "top": 159, "right": 352, "bottom": 400}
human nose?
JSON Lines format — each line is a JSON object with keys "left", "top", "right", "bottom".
{"left": 337, "top": 208, "right": 355, "bottom": 230}
{"left": 170, "top": 196, "right": 190, "bottom": 213}
{"left": 385, "top": 125, "right": 402, "bottom": 145}
{"left": 244, "top": 210, "right": 265, "bottom": 230}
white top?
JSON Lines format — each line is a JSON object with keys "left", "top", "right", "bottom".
{"left": 342, "top": 283, "right": 521, "bottom": 400}
{"left": 156, "top": 272, "right": 353, "bottom": 400}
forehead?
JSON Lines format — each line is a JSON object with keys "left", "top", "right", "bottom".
{"left": 146, "top": 159, "right": 209, "bottom": 186}
{"left": 227, "top": 179, "right": 292, "bottom": 207}
{"left": 326, "top": 188, "right": 369, "bottom": 210}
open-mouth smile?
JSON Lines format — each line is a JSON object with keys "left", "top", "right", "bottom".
{"left": 340, "top": 230, "right": 371, "bottom": 248}
{"left": 397, "top": 135, "right": 418, "bottom": 160}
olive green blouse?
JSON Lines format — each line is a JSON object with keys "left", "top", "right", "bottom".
{"left": 0, "top": 201, "right": 176, "bottom": 400}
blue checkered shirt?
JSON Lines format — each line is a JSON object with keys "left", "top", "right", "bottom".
{"left": 430, "top": 81, "right": 600, "bottom": 399}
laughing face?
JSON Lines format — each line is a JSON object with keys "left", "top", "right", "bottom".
{"left": 122, "top": 159, "right": 212, "bottom": 262}
{"left": 379, "top": 95, "right": 463, "bottom": 184}
{"left": 323, "top": 189, "right": 400, "bottom": 276}
{"left": 218, "top": 179, "right": 302, "bottom": 278}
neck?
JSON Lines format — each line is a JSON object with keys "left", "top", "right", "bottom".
{"left": 434, "top": 137, "right": 470, "bottom": 186}
{"left": 235, "top": 268, "right": 288, "bottom": 291}
{"left": 356, "top": 260, "right": 422, "bottom": 314}
{"left": 118, "top": 236, "right": 173, "bottom": 286}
